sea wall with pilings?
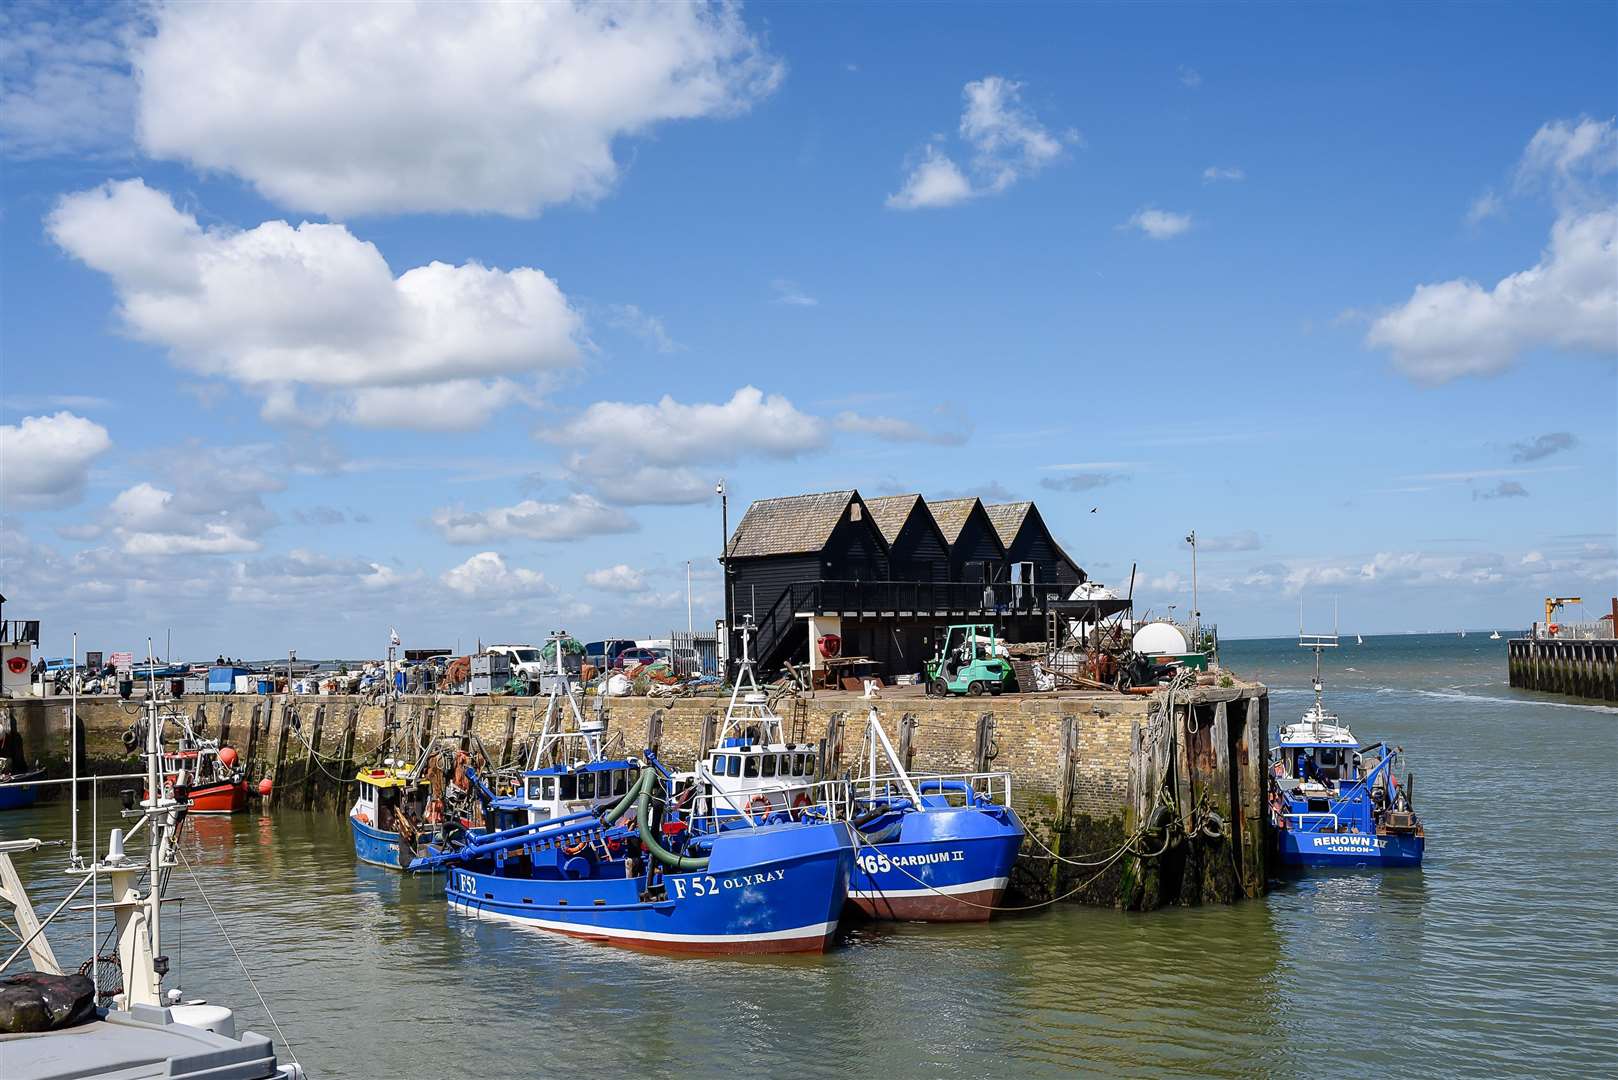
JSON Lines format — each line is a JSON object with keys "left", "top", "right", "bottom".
{"left": 1507, "top": 637, "right": 1618, "bottom": 702}
{"left": 1, "top": 683, "right": 1271, "bottom": 910}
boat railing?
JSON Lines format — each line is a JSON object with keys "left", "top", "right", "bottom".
{"left": 856, "top": 770, "right": 1013, "bottom": 811}
{"left": 1284, "top": 812, "right": 1339, "bottom": 831}
{"left": 685, "top": 777, "right": 855, "bottom": 832}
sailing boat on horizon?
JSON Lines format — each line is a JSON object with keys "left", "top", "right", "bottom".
{"left": 1356, "top": 633, "right": 1364, "bottom": 645}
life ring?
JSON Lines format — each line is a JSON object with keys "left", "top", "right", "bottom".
{"left": 5, "top": 656, "right": 27, "bottom": 675}
{"left": 790, "top": 791, "right": 812, "bottom": 820}
{"left": 562, "top": 838, "right": 588, "bottom": 856}
{"left": 746, "top": 794, "right": 772, "bottom": 816}
{"left": 354, "top": 811, "right": 372, "bottom": 826}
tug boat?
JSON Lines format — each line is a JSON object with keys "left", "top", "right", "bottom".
{"left": 1269, "top": 631, "right": 1424, "bottom": 867}
{"left": 411, "top": 762, "right": 853, "bottom": 955}
{"left": 682, "top": 624, "right": 1024, "bottom": 921}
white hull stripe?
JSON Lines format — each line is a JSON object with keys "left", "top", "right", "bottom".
{"left": 449, "top": 898, "right": 837, "bottom": 944}
{"left": 848, "top": 875, "right": 1008, "bottom": 900}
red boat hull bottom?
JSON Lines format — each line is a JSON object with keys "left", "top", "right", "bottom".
{"left": 848, "top": 882, "right": 1005, "bottom": 922}
{"left": 148, "top": 781, "right": 248, "bottom": 814}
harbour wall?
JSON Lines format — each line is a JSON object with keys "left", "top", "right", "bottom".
{"left": 2, "top": 684, "right": 1270, "bottom": 910}
{"left": 1507, "top": 637, "right": 1618, "bottom": 702}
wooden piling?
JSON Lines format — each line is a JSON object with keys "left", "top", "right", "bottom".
{"left": 269, "top": 699, "right": 292, "bottom": 809}
{"left": 301, "top": 705, "right": 325, "bottom": 810}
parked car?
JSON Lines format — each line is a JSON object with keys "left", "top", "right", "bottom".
{"left": 484, "top": 644, "right": 546, "bottom": 687}
{"left": 584, "top": 639, "right": 636, "bottom": 670}
{"left": 614, "top": 647, "right": 666, "bottom": 670}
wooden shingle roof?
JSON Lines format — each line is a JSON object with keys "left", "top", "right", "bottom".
{"left": 926, "top": 497, "right": 981, "bottom": 545}
{"left": 726, "top": 490, "right": 857, "bottom": 558}
{"left": 983, "top": 501, "right": 1034, "bottom": 547}
{"left": 864, "top": 494, "right": 923, "bottom": 545}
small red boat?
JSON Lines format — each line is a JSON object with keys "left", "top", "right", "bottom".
{"left": 148, "top": 745, "right": 249, "bottom": 815}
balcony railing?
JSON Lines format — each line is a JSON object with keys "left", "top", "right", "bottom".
{"left": 1, "top": 620, "right": 40, "bottom": 646}
{"left": 788, "top": 579, "right": 1062, "bottom": 617}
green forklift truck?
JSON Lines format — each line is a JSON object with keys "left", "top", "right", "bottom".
{"left": 925, "top": 623, "right": 1017, "bottom": 696}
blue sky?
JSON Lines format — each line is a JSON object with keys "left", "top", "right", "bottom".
{"left": 1, "top": 1, "right": 1614, "bottom": 659}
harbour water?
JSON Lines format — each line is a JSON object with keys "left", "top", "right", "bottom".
{"left": 4, "top": 634, "right": 1614, "bottom": 1077}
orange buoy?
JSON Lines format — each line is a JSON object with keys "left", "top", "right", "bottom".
{"left": 257, "top": 778, "right": 273, "bottom": 796}
{"left": 219, "top": 746, "right": 238, "bottom": 767}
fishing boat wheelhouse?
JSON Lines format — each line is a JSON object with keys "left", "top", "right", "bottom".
{"left": 142, "top": 708, "right": 248, "bottom": 814}
{"left": 674, "top": 624, "right": 824, "bottom": 823}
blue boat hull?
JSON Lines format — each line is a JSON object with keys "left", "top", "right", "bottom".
{"left": 351, "top": 814, "right": 404, "bottom": 870}
{"left": 0, "top": 784, "right": 40, "bottom": 811}
{"left": 445, "top": 820, "right": 853, "bottom": 954}
{"left": 849, "top": 805, "right": 1024, "bottom": 921}
{"left": 1279, "top": 829, "right": 1424, "bottom": 867}
{"left": 0, "top": 772, "right": 43, "bottom": 811}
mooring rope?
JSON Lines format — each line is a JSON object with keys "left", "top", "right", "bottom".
{"left": 845, "top": 822, "right": 1143, "bottom": 914}
{"left": 174, "top": 845, "right": 303, "bottom": 1073}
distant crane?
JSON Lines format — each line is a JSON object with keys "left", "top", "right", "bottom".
{"left": 1544, "top": 596, "right": 1582, "bottom": 635}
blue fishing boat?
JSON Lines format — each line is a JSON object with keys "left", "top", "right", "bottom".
{"left": 678, "top": 623, "right": 1024, "bottom": 921}
{"left": 0, "top": 718, "right": 43, "bottom": 811}
{"left": 349, "top": 764, "right": 424, "bottom": 869}
{"left": 1269, "top": 628, "right": 1424, "bottom": 868}
{"left": 413, "top": 761, "right": 853, "bottom": 954}
{"left": 842, "top": 709, "right": 1024, "bottom": 920}
{"left": 0, "top": 768, "right": 44, "bottom": 811}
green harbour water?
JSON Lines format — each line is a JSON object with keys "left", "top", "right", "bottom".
{"left": 3, "top": 634, "right": 1614, "bottom": 1078}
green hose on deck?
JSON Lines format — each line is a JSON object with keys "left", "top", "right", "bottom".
{"left": 599, "top": 766, "right": 652, "bottom": 826}
{"left": 634, "top": 772, "right": 710, "bottom": 872}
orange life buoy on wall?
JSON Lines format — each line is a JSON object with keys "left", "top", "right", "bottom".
{"left": 817, "top": 634, "right": 842, "bottom": 659}
{"left": 5, "top": 656, "right": 27, "bottom": 675}
{"left": 747, "top": 794, "right": 772, "bottom": 816}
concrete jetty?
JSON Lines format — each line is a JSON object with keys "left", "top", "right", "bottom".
{"left": 2, "top": 682, "right": 1272, "bottom": 910}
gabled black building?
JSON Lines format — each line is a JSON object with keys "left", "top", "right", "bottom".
{"left": 723, "top": 488, "right": 1107, "bottom": 681}
{"left": 983, "top": 501, "right": 1086, "bottom": 590}
{"left": 926, "top": 497, "right": 1008, "bottom": 582}
{"left": 865, "top": 494, "right": 949, "bottom": 582}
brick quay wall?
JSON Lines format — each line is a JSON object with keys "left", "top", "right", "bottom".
{"left": 3, "top": 684, "right": 1269, "bottom": 908}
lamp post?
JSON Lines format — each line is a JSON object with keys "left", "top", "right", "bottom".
{"left": 1185, "top": 530, "right": 1199, "bottom": 650}
{"left": 717, "top": 478, "right": 730, "bottom": 679}
{"left": 685, "top": 560, "right": 693, "bottom": 634}
{"left": 288, "top": 649, "right": 296, "bottom": 696}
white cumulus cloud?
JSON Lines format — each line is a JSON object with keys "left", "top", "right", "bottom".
{"left": 1126, "top": 207, "right": 1193, "bottom": 239}
{"left": 130, "top": 1, "right": 781, "bottom": 217}
{"left": 887, "top": 76, "right": 1071, "bottom": 210}
{"left": 585, "top": 564, "right": 647, "bottom": 592}
{"left": 547, "top": 387, "right": 826, "bottom": 505}
{"left": 1367, "top": 207, "right": 1617, "bottom": 382}
{"left": 0, "top": 411, "right": 111, "bottom": 509}
{"left": 48, "top": 179, "right": 581, "bottom": 427}
{"left": 1369, "top": 116, "right": 1618, "bottom": 383}
{"left": 431, "top": 494, "right": 637, "bottom": 544}
{"left": 442, "top": 552, "right": 552, "bottom": 597}
{"left": 886, "top": 147, "right": 974, "bottom": 210}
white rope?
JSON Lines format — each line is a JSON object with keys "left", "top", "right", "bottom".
{"left": 173, "top": 845, "right": 303, "bottom": 1073}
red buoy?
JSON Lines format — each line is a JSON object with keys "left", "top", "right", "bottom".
{"left": 256, "top": 778, "right": 273, "bottom": 797}
{"left": 219, "top": 746, "right": 238, "bottom": 767}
